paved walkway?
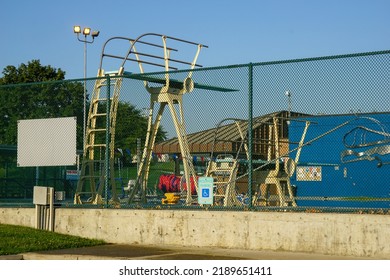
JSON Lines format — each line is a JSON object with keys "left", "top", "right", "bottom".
{"left": 0, "top": 244, "right": 379, "bottom": 260}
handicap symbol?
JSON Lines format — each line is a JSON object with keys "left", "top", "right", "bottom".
{"left": 202, "top": 189, "right": 210, "bottom": 198}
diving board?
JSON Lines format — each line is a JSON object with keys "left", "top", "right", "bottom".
{"left": 127, "top": 74, "right": 238, "bottom": 93}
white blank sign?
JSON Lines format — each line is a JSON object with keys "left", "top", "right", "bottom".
{"left": 17, "top": 117, "right": 77, "bottom": 167}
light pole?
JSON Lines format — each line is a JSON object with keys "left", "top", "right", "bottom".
{"left": 73, "top": 26, "right": 100, "bottom": 148}
{"left": 285, "top": 90, "right": 292, "bottom": 124}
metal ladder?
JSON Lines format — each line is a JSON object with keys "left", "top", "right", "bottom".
{"left": 204, "top": 119, "right": 249, "bottom": 207}
{"left": 206, "top": 155, "right": 240, "bottom": 206}
{"left": 74, "top": 68, "right": 124, "bottom": 204}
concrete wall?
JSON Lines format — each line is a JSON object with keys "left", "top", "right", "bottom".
{"left": 1, "top": 207, "right": 389, "bottom": 258}
{"left": 0, "top": 208, "right": 35, "bottom": 227}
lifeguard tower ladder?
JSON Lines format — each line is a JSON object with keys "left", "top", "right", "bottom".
{"left": 74, "top": 37, "right": 130, "bottom": 204}
{"left": 206, "top": 118, "right": 249, "bottom": 206}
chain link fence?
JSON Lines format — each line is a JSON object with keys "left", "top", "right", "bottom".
{"left": 0, "top": 50, "right": 389, "bottom": 212}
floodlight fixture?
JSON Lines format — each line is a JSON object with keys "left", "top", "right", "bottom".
{"left": 73, "top": 26, "right": 99, "bottom": 43}
{"left": 92, "top": 31, "right": 100, "bottom": 38}
{"left": 73, "top": 25, "right": 81, "bottom": 34}
{"left": 83, "top": 27, "right": 91, "bottom": 36}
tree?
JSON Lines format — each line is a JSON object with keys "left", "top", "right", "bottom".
{"left": 0, "top": 60, "right": 84, "bottom": 147}
{"left": 0, "top": 60, "right": 167, "bottom": 152}
{"left": 115, "top": 101, "right": 167, "bottom": 163}
{"left": 0, "top": 60, "right": 65, "bottom": 84}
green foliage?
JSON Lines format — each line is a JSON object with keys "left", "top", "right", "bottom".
{"left": 0, "top": 60, "right": 84, "bottom": 147}
{"left": 0, "top": 224, "right": 106, "bottom": 255}
{"left": 115, "top": 101, "right": 167, "bottom": 157}
{"left": 0, "top": 60, "right": 65, "bottom": 84}
{"left": 0, "top": 60, "right": 167, "bottom": 152}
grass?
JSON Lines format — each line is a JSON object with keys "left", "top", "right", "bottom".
{"left": 0, "top": 224, "right": 106, "bottom": 255}
{"left": 115, "top": 161, "right": 176, "bottom": 194}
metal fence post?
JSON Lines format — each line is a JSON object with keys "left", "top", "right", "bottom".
{"left": 248, "top": 63, "right": 253, "bottom": 208}
{"left": 105, "top": 74, "right": 111, "bottom": 208}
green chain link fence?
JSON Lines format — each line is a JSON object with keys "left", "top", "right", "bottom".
{"left": 0, "top": 50, "right": 389, "bottom": 212}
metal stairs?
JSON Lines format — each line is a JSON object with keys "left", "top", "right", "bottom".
{"left": 74, "top": 68, "right": 124, "bottom": 204}
{"left": 206, "top": 154, "right": 240, "bottom": 206}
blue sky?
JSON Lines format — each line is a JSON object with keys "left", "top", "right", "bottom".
{"left": 1, "top": 0, "right": 390, "bottom": 139}
{"left": 1, "top": 0, "right": 389, "bottom": 79}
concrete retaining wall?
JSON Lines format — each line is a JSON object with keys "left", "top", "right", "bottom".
{"left": 1, "top": 207, "right": 389, "bottom": 258}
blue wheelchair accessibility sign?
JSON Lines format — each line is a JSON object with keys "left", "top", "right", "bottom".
{"left": 198, "top": 177, "right": 213, "bottom": 205}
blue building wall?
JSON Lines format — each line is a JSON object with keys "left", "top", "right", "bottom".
{"left": 288, "top": 112, "right": 390, "bottom": 208}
